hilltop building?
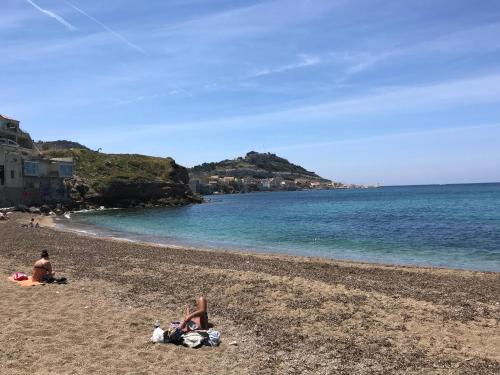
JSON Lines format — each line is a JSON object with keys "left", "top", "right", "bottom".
{"left": 0, "top": 115, "right": 74, "bottom": 207}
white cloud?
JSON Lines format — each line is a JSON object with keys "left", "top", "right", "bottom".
{"left": 251, "top": 54, "right": 322, "bottom": 77}
{"left": 64, "top": 1, "right": 146, "bottom": 54}
{"left": 159, "top": 0, "right": 341, "bottom": 40}
{"left": 121, "top": 72, "right": 500, "bottom": 134}
{"left": 0, "top": 32, "right": 116, "bottom": 63}
{"left": 270, "top": 123, "right": 500, "bottom": 152}
{"left": 25, "top": 0, "right": 76, "bottom": 31}
{"left": 343, "top": 23, "right": 500, "bottom": 75}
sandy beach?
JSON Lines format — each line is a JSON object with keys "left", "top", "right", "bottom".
{"left": 0, "top": 213, "right": 499, "bottom": 374}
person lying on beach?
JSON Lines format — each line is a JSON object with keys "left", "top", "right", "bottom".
{"left": 180, "top": 296, "right": 209, "bottom": 331}
{"left": 21, "top": 218, "right": 39, "bottom": 228}
{"left": 32, "top": 250, "right": 66, "bottom": 283}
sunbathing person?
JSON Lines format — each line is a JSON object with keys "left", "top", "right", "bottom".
{"left": 180, "top": 296, "right": 209, "bottom": 331}
{"left": 32, "top": 250, "right": 66, "bottom": 283}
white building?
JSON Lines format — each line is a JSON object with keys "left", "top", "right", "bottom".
{"left": 0, "top": 115, "right": 74, "bottom": 207}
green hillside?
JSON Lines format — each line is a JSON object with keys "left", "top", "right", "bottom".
{"left": 45, "top": 149, "right": 178, "bottom": 190}
{"left": 42, "top": 148, "right": 196, "bottom": 206}
{"left": 190, "top": 151, "right": 327, "bottom": 181}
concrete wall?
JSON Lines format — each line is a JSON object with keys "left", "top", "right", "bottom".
{"left": 0, "top": 186, "right": 23, "bottom": 207}
{"left": 1, "top": 147, "right": 24, "bottom": 207}
{"left": 0, "top": 148, "right": 72, "bottom": 208}
{"left": 1, "top": 178, "right": 70, "bottom": 207}
{"left": 0, "top": 149, "right": 23, "bottom": 188}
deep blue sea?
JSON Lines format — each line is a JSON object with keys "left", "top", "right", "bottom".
{"left": 65, "top": 184, "right": 500, "bottom": 272}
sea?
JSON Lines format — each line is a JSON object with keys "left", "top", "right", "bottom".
{"left": 62, "top": 183, "right": 500, "bottom": 272}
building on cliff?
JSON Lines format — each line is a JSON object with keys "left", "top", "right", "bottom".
{"left": 0, "top": 115, "right": 74, "bottom": 207}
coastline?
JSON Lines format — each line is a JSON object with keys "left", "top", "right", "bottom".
{"left": 54, "top": 212, "right": 499, "bottom": 274}
{"left": 1, "top": 213, "right": 499, "bottom": 374}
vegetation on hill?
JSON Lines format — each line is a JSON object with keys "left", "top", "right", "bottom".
{"left": 190, "top": 151, "right": 327, "bottom": 181}
{"left": 36, "top": 140, "right": 90, "bottom": 151}
{"left": 42, "top": 148, "right": 196, "bottom": 207}
{"left": 44, "top": 148, "right": 178, "bottom": 190}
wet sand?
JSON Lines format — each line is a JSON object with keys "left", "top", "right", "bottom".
{"left": 0, "top": 213, "right": 499, "bottom": 374}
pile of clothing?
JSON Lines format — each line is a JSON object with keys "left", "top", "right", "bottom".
{"left": 151, "top": 322, "right": 221, "bottom": 349}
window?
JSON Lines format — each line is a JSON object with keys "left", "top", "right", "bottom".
{"left": 23, "top": 161, "right": 39, "bottom": 177}
{"left": 59, "top": 163, "right": 74, "bottom": 177}
{"left": 0, "top": 165, "right": 4, "bottom": 185}
{"left": 10, "top": 170, "right": 14, "bottom": 179}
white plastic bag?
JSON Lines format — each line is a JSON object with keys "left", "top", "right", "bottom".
{"left": 150, "top": 327, "right": 164, "bottom": 343}
{"left": 207, "top": 328, "right": 221, "bottom": 347}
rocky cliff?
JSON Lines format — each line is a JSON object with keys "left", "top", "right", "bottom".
{"left": 42, "top": 148, "right": 200, "bottom": 208}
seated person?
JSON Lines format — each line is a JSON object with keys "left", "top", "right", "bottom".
{"left": 32, "top": 250, "right": 66, "bottom": 283}
{"left": 180, "top": 296, "right": 209, "bottom": 331}
{"left": 0, "top": 212, "right": 8, "bottom": 220}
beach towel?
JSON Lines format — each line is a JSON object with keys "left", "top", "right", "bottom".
{"left": 8, "top": 275, "right": 43, "bottom": 287}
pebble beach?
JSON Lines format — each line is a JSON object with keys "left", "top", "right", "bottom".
{"left": 0, "top": 213, "right": 499, "bottom": 374}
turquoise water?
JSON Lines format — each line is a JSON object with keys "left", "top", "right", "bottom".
{"left": 67, "top": 184, "right": 500, "bottom": 272}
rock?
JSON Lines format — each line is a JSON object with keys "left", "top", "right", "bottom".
{"left": 29, "top": 207, "right": 41, "bottom": 214}
{"left": 16, "top": 204, "right": 29, "bottom": 212}
{"left": 40, "top": 205, "right": 51, "bottom": 214}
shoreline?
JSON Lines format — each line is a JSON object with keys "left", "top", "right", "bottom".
{"left": 1, "top": 212, "right": 499, "bottom": 374}
{"left": 51, "top": 213, "right": 499, "bottom": 274}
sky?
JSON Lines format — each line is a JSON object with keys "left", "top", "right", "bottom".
{"left": 1, "top": 0, "right": 500, "bottom": 185}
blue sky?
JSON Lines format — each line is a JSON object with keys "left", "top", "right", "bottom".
{"left": 1, "top": 0, "right": 500, "bottom": 185}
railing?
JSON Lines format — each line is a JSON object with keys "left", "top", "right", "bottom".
{"left": 0, "top": 138, "right": 19, "bottom": 147}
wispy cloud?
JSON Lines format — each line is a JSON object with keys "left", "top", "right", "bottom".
{"left": 64, "top": 1, "right": 146, "bottom": 54}
{"left": 344, "top": 23, "right": 500, "bottom": 75}
{"left": 0, "top": 32, "right": 118, "bottom": 64}
{"left": 116, "top": 72, "right": 500, "bottom": 135}
{"left": 25, "top": 0, "right": 76, "bottom": 31}
{"left": 113, "top": 89, "right": 193, "bottom": 105}
{"left": 159, "top": 0, "right": 340, "bottom": 40}
{"left": 251, "top": 54, "right": 322, "bottom": 77}
{"left": 271, "top": 123, "right": 500, "bottom": 152}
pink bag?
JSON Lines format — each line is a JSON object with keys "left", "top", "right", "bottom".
{"left": 13, "top": 272, "right": 28, "bottom": 281}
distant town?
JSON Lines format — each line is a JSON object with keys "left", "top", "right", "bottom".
{"left": 189, "top": 175, "right": 379, "bottom": 195}
{"left": 188, "top": 150, "right": 380, "bottom": 195}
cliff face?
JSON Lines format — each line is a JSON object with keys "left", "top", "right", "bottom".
{"left": 43, "top": 148, "right": 199, "bottom": 208}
